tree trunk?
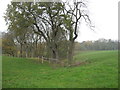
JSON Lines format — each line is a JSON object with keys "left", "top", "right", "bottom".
{"left": 26, "top": 48, "right": 28, "bottom": 58}
{"left": 47, "top": 42, "right": 59, "bottom": 60}
{"left": 68, "top": 40, "right": 74, "bottom": 65}
{"left": 20, "top": 43, "right": 23, "bottom": 57}
{"left": 52, "top": 48, "right": 59, "bottom": 59}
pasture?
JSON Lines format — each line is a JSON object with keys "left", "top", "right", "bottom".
{"left": 2, "top": 50, "right": 118, "bottom": 88}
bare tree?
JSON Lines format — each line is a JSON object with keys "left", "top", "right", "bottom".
{"left": 63, "top": 0, "right": 94, "bottom": 64}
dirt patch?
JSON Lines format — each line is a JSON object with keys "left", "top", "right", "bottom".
{"left": 52, "top": 60, "right": 91, "bottom": 68}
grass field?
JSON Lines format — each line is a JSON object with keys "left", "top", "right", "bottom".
{"left": 2, "top": 50, "right": 118, "bottom": 88}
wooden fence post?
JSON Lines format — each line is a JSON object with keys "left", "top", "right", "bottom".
{"left": 42, "top": 56, "right": 43, "bottom": 64}
{"left": 49, "top": 58, "right": 50, "bottom": 63}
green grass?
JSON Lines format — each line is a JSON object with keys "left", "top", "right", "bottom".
{"left": 2, "top": 50, "right": 118, "bottom": 88}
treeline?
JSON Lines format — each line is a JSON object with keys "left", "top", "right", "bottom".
{"left": 2, "top": 1, "right": 94, "bottom": 65}
{"left": 2, "top": 30, "right": 118, "bottom": 58}
{"left": 2, "top": 31, "right": 68, "bottom": 59}
{"left": 74, "top": 39, "right": 118, "bottom": 51}
{"left": 3, "top": 1, "right": 93, "bottom": 65}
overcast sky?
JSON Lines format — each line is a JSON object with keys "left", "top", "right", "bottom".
{"left": 0, "top": 0, "right": 119, "bottom": 42}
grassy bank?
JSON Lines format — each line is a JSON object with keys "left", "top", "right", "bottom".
{"left": 2, "top": 50, "right": 118, "bottom": 88}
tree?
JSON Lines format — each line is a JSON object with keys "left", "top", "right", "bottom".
{"left": 4, "top": 2, "right": 67, "bottom": 60}
{"left": 2, "top": 32, "right": 17, "bottom": 56}
{"left": 78, "top": 39, "right": 118, "bottom": 51}
{"left": 4, "top": 1, "right": 93, "bottom": 65}
{"left": 63, "top": 0, "right": 93, "bottom": 64}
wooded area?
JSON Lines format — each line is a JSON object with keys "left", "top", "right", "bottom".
{"left": 2, "top": 1, "right": 94, "bottom": 65}
{"left": 2, "top": 1, "right": 118, "bottom": 65}
{"left": 74, "top": 39, "right": 118, "bottom": 51}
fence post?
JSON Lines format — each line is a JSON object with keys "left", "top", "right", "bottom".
{"left": 49, "top": 58, "right": 50, "bottom": 63}
{"left": 42, "top": 56, "right": 44, "bottom": 64}
{"left": 38, "top": 56, "right": 40, "bottom": 62}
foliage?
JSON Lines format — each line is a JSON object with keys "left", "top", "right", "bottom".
{"left": 4, "top": 2, "right": 68, "bottom": 59}
{"left": 74, "top": 39, "right": 118, "bottom": 51}
{"left": 2, "top": 32, "right": 17, "bottom": 56}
